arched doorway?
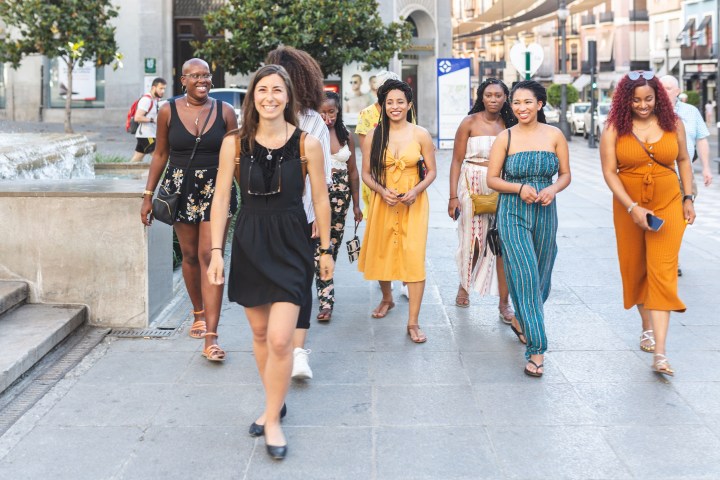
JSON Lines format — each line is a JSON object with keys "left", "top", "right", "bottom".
{"left": 401, "top": 8, "right": 437, "bottom": 133}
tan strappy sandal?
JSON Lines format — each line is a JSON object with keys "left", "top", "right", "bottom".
{"left": 640, "top": 329, "right": 655, "bottom": 353}
{"left": 653, "top": 354, "right": 674, "bottom": 377}
{"left": 201, "top": 332, "right": 226, "bottom": 362}
{"left": 407, "top": 325, "right": 427, "bottom": 343}
{"left": 189, "top": 309, "right": 206, "bottom": 339}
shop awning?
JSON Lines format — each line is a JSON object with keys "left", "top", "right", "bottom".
{"left": 572, "top": 74, "right": 591, "bottom": 90}
{"left": 598, "top": 31, "right": 614, "bottom": 63}
{"left": 677, "top": 18, "right": 695, "bottom": 42}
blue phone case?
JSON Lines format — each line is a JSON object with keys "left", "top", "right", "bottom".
{"left": 646, "top": 213, "right": 665, "bottom": 231}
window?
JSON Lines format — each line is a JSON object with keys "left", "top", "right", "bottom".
{"left": 571, "top": 44, "right": 579, "bottom": 71}
{"left": 47, "top": 58, "right": 105, "bottom": 109}
{"left": 0, "top": 63, "right": 5, "bottom": 109}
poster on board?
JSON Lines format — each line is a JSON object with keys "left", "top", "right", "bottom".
{"left": 341, "top": 62, "right": 384, "bottom": 126}
{"left": 436, "top": 58, "right": 471, "bottom": 149}
{"left": 57, "top": 59, "right": 97, "bottom": 101}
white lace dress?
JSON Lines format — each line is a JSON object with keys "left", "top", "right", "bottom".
{"left": 455, "top": 135, "right": 499, "bottom": 295}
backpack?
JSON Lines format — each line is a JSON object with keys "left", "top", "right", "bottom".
{"left": 126, "top": 94, "right": 153, "bottom": 134}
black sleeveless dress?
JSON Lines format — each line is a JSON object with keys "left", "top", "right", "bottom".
{"left": 159, "top": 98, "right": 238, "bottom": 223}
{"left": 228, "top": 128, "right": 313, "bottom": 307}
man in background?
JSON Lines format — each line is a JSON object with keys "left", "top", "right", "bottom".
{"left": 131, "top": 77, "right": 167, "bottom": 163}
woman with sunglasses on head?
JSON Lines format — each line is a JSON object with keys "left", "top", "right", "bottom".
{"left": 449, "top": 79, "right": 521, "bottom": 334}
{"left": 487, "top": 80, "right": 571, "bottom": 377}
{"left": 140, "top": 58, "right": 238, "bottom": 361}
{"left": 315, "top": 91, "right": 363, "bottom": 321}
{"left": 358, "top": 79, "right": 437, "bottom": 343}
{"left": 207, "top": 64, "right": 333, "bottom": 460}
{"left": 600, "top": 71, "right": 695, "bottom": 376}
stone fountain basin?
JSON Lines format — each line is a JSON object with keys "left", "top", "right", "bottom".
{"left": 0, "top": 133, "right": 96, "bottom": 180}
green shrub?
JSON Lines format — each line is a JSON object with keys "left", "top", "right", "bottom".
{"left": 547, "top": 83, "right": 580, "bottom": 107}
{"left": 683, "top": 90, "right": 700, "bottom": 109}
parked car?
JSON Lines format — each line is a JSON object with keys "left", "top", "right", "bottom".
{"left": 208, "top": 87, "right": 247, "bottom": 122}
{"left": 567, "top": 102, "right": 590, "bottom": 135}
{"left": 583, "top": 103, "right": 611, "bottom": 139}
{"left": 542, "top": 104, "right": 560, "bottom": 124}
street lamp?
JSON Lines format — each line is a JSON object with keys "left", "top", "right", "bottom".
{"left": 558, "top": 0, "right": 571, "bottom": 140}
{"left": 664, "top": 35, "right": 670, "bottom": 75}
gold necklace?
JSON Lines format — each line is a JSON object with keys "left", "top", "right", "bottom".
{"left": 185, "top": 95, "right": 209, "bottom": 126}
{"left": 633, "top": 120, "right": 655, "bottom": 131}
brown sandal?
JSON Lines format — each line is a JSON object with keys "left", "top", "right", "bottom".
{"left": 201, "top": 332, "right": 226, "bottom": 362}
{"left": 455, "top": 291, "right": 470, "bottom": 308}
{"left": 407, "top": 325, "right": 427, "bottom": 343}
{"left": 189, "top": 309, "right": 206, "bottom": 338}
{"left": 371, "top": 300, "right": 395, "bottom": 318}
{"left": 316, "top": 308, "right": 332, "bottom": 322}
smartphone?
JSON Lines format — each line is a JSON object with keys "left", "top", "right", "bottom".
{"left": 646, "top": 213, "right": 665, "bottom": 232}
{"left": 453, "top": 207, "right": 460, "bottom": 220}
{"left": 397, "top": 193, "right": 405, "bottom": 198}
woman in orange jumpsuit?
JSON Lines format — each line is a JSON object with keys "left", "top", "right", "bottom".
{"left": 600, "top": 71, "right": 696, "bottom": 376}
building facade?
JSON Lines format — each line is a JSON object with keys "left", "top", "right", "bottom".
{"left": 679, "top": 0, "right": 717, "bottom": 108}
{"left": 0, "top": 0, "right": 450, "bottom": 134}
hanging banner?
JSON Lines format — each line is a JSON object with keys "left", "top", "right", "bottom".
{"left": 57, "top": 59, "right": 97, "bottom": 101}
{"left": 437, "top": 58, "right": 471, "bottom": 149}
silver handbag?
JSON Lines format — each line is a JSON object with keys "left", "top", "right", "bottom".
{"left": 345, "top": 221, "right": 361, "bottom": 263}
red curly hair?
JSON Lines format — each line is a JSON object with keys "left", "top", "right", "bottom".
{"left": 605, "top": 75, "right": 677, "bottom": 136}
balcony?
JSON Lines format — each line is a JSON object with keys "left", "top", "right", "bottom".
{"left": 629, "top": 60, "right": 650, "bottom": 71}
{"left": 581, "top": 14, "right": 595, "bottom": 26}
{"left": 599, "top": 12, "right": 614, "bottom": 23}
{"left": 599, "top": 60, "right": 615, "bottom": 72}
{"left": 629, "top": 10, "right": 649, "bottom": 22}
{"left": 682, "top": 44, "right": 715, "bottom": 61}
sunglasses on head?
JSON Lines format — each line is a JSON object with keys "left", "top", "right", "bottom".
{"left": 627, "top": 70, "right": 655, "bottom": 81}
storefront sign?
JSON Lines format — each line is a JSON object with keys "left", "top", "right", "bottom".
{"left": 58, "top": 59, "right": 96, "bottom": 101}
{"left": 437, "top": 58, "right": 471, "bottom": 149}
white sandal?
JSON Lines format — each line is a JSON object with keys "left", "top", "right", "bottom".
{"left": 640, "top": 330, "right": 655, "bottom": 353}
{"left": 653, "top": 353, "right": 674, "bottom": 377}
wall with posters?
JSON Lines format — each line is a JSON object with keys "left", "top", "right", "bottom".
{"left": 341, "top": 62, "right": 384, "bottom": 126}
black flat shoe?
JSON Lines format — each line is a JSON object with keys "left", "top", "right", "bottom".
{"left": 266, "top": 444, "right": 288, "bottom": 460}
{"left": 249, "top": 404, "right": 287, "bottom": 437}
{"left": 510, "top": 324, "right": 527, "bottom": 345}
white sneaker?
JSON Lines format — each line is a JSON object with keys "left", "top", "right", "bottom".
{"left": 291, "top": 347, "right": 313, "bottom": 380}
{"left": 400, "top": 283, "right": 409, "bottom": 299}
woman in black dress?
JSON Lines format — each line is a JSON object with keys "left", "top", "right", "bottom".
{"left": 141, "top": 58, "right": 238, "bottom": 361}
{"left": 207, "top": 65, "right": 333, "bottom": 460}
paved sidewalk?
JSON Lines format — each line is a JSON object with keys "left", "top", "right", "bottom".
{"left": 0, "top": 136, "right": 719, "bottom": 479}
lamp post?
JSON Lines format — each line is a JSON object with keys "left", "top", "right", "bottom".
{"left": 558, "top": 0, "right": 571, "bottom": 140}
{"left": 663, "top": 35, "right": 670, "bottom": 75}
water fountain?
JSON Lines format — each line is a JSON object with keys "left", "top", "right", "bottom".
{"left": 0, "top": 133, "right": 95, "bottom": 180}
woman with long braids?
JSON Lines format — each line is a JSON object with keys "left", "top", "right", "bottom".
{"left": 448, "top": 79, "right": 521, "bottom": 336}
{"left": 314, "top": 91, "right": 363, "bottom": 321}
{"left": 358, "top": 79, "right": 437, "bottom": 343}
{"left": 600, "top": 71, "right": 695, "bottom": 376}
{"left": 487, "top": 81, "right": 571, "bottom": 377}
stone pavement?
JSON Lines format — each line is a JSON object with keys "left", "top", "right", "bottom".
{"left": 0, "top": 132, "right": 720, "bottom": 479}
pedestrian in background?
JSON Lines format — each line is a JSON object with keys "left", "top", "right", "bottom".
{"left": 207, "top": 65, "right": 333, "bottom": 460}
{"left": 487, "top": 80, "right": 571, "bottom": 377}
{"left": 141, "top": 59, "right": 238, "bottom": 361}
{"left": 265, "top": 46, "right": 332, "bottom": 380}
{"left": 600, "top": 71, "right": 696, "bottom": 376}
{"left": 131, "top": 77, "right": 166, "bottom": 163}
{"left": 448, "top": 78, "right": 521, "bottom": 338}
{"left": 314, "top": 91, "right": 363, "bottom": 321}
{"left": 358, "top": 79, "right": 436, "bottom": 343}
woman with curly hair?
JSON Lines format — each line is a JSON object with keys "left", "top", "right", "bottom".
{"left": 448, "top": 79, "right": 521, "bottom": 333}
{"left": 487, "top": 80, "right": 571, "bottom": 377}
{"left": 314, "top": 91, "right": 363, "bottom": 321}
{"left": 600, "top": 71, "right": 696, "bottom": 376}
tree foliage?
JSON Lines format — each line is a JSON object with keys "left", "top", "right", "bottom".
{"left": 195, "top": 0, "right": 413, "bottom": 76}
{"left": 547, "top": 83, "right": 579, "bottom": 107}
{"left": 0, "top": 0, "right": 122, "bottom": 132}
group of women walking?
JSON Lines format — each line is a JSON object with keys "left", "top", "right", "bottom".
{"left": 139, "top": 57, "right": 694, "bottom": 460}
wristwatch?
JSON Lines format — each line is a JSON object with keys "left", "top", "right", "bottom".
{"left": 318, "top": 245, "right": 334, "bottom": 256}
{"left": 683, "top": 195, "right": 695, "bottom": 203}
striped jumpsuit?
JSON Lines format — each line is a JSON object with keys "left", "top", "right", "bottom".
{"left": 497, "top": 151, "right": 559, "bottom": 359}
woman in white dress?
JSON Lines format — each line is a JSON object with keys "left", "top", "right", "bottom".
{"left": 448, "top": 79, "right": 524, "bottom": 342}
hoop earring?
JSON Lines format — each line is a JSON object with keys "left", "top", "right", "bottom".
{"left": 210, "top": 83, "right": 215, "bottom": 89}
{"left": 182, "top": 84, "right": 187, "bottom": 94}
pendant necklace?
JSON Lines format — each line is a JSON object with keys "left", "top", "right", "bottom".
{"left": 263, "top": 123, "right": 289, "bottom": 161}
{"left": 185, "top": 94, "right": 208, "bottom": 126}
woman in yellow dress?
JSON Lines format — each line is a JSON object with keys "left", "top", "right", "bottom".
{"left": 358, "top": 79, "right": 436, "bottom": 343}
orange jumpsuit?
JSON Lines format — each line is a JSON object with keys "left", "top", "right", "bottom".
{"left": 613, "top": 132, "right": 686, "bottom": 312}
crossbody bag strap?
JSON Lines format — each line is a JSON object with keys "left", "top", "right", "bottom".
{"left": 299, "top": 131, "right": 308, "bottom": 193}
{"left": 631, "top": 132, "right": 676, "bottom": 173}
{"left": 234, "top": 134, "right": 241, "bottom": 186}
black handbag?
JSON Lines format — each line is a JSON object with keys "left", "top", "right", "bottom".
{"left": 486, "top": 129, "right": 511, "bottom": 257}
{"left": 417, "top": 158, "right": 427, "bottom": 181}
{"left": 345, "top": 221, "right": 361, "bottom": 263}
{"left": 152, "top": 99, "right": 215, "bottom": 225}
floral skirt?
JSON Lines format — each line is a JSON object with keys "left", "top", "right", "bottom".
{"left": 161, "top": 165, "right": 238, "bottom": 224}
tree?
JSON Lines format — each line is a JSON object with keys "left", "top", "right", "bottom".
{"left": 547, "top": 83, "right": 579, "bottom": 108}
{"left": 0, "top": 0, "right": 122, "bottom": 133}
{"left": 195, "top": 0, "right": 413, "bottom": 76}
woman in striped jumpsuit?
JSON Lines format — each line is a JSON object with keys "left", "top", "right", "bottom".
{"left": 487, "top": 81, "right": 571, "bottom": 377}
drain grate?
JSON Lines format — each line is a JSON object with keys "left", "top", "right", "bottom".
{"left": 108, "top": 328, "right": 175, "bottom": 338}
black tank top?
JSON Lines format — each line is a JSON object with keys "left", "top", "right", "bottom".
{"left": 168, "top": 98, "right": 226, "bottom": 169}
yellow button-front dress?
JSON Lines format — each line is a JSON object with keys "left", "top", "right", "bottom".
{"left": 358, "top": 141, "right": 429, "bottom": 282}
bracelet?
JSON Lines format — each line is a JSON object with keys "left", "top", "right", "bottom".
{"left": 518, "top": 183, "right": 526, "bottom": 196}
{"left": 449, "top": 196, "right": 458, "bottom": 200}
{"left": 142, "top": 190, "right": 154, "bottom": 198}
{"left": 211, "top": 247, "right": 223, "bottom": 252}
{"left": 627, "top": 202, "right": 638, "bottom": 213}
